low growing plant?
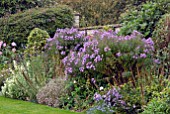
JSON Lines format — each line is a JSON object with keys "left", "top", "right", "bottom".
{"left": 36, "top": 78, "right": 66, "bottom": 108}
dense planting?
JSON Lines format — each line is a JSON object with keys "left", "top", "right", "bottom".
{"left": 1, "top": 0, "right": 170, "bottom": 113}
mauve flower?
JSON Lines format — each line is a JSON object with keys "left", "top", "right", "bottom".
{"left": 104, "top": 46, "right": 111, "bottom": 52}
{"left": 79, "top": 67, "right": 84, "bottom": 72}
{"left": 61, "top": 51, "right": 66, "bottom": 55}
{"left": 140, "top": 53, "right": 146, "bottom": 58}
{"left": 91, "top": 78, "right": 96, "bottom": 84}
{"left": 116, "top": 52, "right": 121, "bottom": 57}
{"left": 11, "top": 42, "right": 17, "bottom": 47}
{"left": 154, "top": 59, "right": 160, "bottom": 64}
{"left": 0, "top": 51, "right": 2, "bottom": 55}
{"left": 94, "top": 93, "right": 102, "bottom": 101}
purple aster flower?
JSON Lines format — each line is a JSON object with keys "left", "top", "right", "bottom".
{"left": 79, "top": 67, "right": 84, "bottom": 72}
{"left": 154, "top": 59, "right": 160, "bottom": 64}
{"left": 94, "top": 55, "right": 102, "bottom": 63}
{"left": 140, "top": 53, "right": 147, "bottom": 58}
{"left": 104, "top": 46, "right": 111, "bottom": 52}
{"left": 91, "top": 78, "right": 96, "bottom": 84}
{"left": 116, "top": 52, "right": 121, "bottom": 57}
{"left": 61, "top": 51, "right": 66, "bottom": 55}
{"left": 94, "top": 93, "right": 102, "bottom": 101}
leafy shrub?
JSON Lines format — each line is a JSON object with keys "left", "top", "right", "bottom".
{"left": 119, "top": 1, "right": 169, "bottom": 38}
{"left": 141, "top": 98, "right": 170, "bottom": 114}
{"left": 0, "top": 5, "right": 74, "bottom": 48}
{"left": 59, "top": 0, "right": 147, "bottom": 26}
{"left": 142, "top": 85, "right": 170, "bottom": 114}
{"left": 0, "top": 0, "right": 59, "bottom": 18}
{"left": 1, "top": 53, "right": 62, "bottom": 101}
{"left": 24, "top": 28, "right": 50, "bottom": 56}
{"left": 36, "top": 78, "right": 66, "bottom": 107}
{"left": 62, "top": 29, "right": 154, "bottom": 85}
{"left": 46, "top": 28, "right": 86, "bottom": 58}
{"left": 60, "top": 77, "right": 95, "bottom": 111}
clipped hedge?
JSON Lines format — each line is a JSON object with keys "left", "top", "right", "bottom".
{"left": 0, "top": 5, "right": 74, "bottom": 48}
{"left": 0, "top": 0, "right": 59, "bottom": 18}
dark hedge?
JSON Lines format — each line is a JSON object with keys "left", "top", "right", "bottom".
{"left": 0, "top": 5, "right": 74, "bottom": 48}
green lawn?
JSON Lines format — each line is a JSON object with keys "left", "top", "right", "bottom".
{"left": 0, "top": 96, "right": 81, "bottom": 114}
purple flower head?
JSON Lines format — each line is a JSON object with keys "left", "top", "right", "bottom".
{"left": 91, "top": 78, "right": 96, "bottom": 84}
{"left": 47, "top": 38, "right": 54, "bottom": 42}
{"left": 61, "top": 51, "right": 66, "bottom": 55}
{"left": 66, "top": 67, "right": 72, "bottom": 74}
{"left": 104, "top": 46, "right": 111, "bottom": 52}
{"left": 154, "top": 59, "right": 160, "bottom": 64}
{"left": 140, "top": 53, "right": 147, "bottom": 58}
{"left": 79, "top": 67, "right": 84, "bottom": 72}
{"left": 116, "top": 52, "right": 122, "bottom": 57}
{"left": 94, "top": 55, "right": 102, "bottom": 63}
{"left": 94, "top": 93, "right": 102, "bottom": 101}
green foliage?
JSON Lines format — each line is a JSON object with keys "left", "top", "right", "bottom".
{"left": 1, "top": 59, "right": 47, "bottom": 101}
{"left": 0, "top": 0, "right": 59, "bottom": 18}
{"left": 141, "top": 98, "right": 170, "bottom": 114}
{"left": 25, "top": 28, "right": 50, "bottom": 56}
{"left": 145, "top": 99, "right": 170, "bottom": 114}
{"left": 36, "top": 78, "right": 66, "bottom": 108}
{"left": 119, "top": 1, "right": 169, "bottom": 38}
{"left": 60, "top": 77, "right": 96, "bottom": 111}
{"left": 152, "top": 13, "right": 170, "bottom": 49}
{"left": 60, "top": 0, "right": 146, "bottom": 27}
{"left": 0, "top": 5, "right": 74, "bottom": 48}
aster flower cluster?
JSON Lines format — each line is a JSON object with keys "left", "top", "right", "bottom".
{"left": 94, "top": 88, "right": 126, "bottom": 107}
{"left": 62, "top": 29, "right": 154, "bottom": 76}
{"left": 45, "top": 27, "right": 86, "bottom": 58}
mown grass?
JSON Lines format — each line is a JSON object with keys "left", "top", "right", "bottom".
{"left": 0, "top": 96, "right": 81, "bottom": 114}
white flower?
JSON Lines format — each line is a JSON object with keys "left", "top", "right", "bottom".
{"left": 73, "top": 80, "right": 77, "bottom": 83}
{"left": 11, "top": 42, "right": 17, "bottom": 47}
{"left": 99, "top": 86, "right": 104, "bottom": 91}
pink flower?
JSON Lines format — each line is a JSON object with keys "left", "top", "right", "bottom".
{"left": 0, "top": 51, "right": 2, "bottom": 55}
{"left": 11, "top": 42, "right": 17, "bottom": 47}
{"left": 12, "top": 48, "right": 16, "bottom": 53}
{"left": 3, "top": 43, "right": 6, "bottom": 47}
